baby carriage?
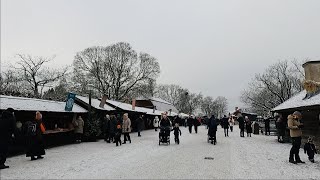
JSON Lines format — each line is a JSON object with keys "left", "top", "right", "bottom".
{"left": 159, "top": 126, "right": 170, "bottom": 145}
{"left": 207, "top": 129, "right": 217, "bottom": 145}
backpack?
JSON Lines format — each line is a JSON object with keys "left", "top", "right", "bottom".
{"left": 27, "top": 122, "right": 37, "bottom": 136}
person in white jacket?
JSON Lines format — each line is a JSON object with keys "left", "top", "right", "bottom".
{"left": 153, "top": 116, "right": 159, "bottom": 131}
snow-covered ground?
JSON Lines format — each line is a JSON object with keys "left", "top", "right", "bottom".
{"left": 1, "top": 125, "right": 320, "bottom": 179}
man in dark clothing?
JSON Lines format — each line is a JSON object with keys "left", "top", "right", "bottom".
{"left": 237, "top": 115, "right": 245, "bottom": 137}
{"left": 103, "top": 115, "right": 110, "bottom": 142}
{"left": 136, "top": 115, "right": 144, "bottom": 137}
{"left": 187, "top": 116, "right": 194, "bottom": 134}
{"left": 208, "top": 115, "right": 218, "bottom": 145}
{"left": 0, "top": 108, "right": 16, "bottom": 169}
{"left": 264, "top": 117, "right": 271, "bottom": 135}
{"left": 194, "top": 117, "right": 200, "bottom": 134}
{"left": 160, "top": 115, "right": 171, "bottom": 138}
{"left": 109, "top": 115, "right": 117, "bottom": 143}
{"left": 221, "top": 115, "right": 229, "bottom": 137}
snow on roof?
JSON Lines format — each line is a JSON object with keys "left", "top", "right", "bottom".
{"left": 106, "top": 100, "right": 149, "bottom": 113}
{"left": 0, "top": 95, "right": 87, "bottom": 113}
{"left": 272, "top": 90, "right": 320, "bottom": 111}
{"left": 135, "top": 97, "right": 179, "bottom": 113}
{"left": 76, "top": 95, "right": 115, "bottom": 111}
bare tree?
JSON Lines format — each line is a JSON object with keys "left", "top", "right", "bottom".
{"left": 155, "top": 84, "right": 184, "bottom": 107}
{"left": 241, "top": 60, "right": 304, "bottom": 116}
{"left": 73, "top": 42, "right": 160, "bottom": 100}
{"left": 14, "top": 54, "right": 68, "bottom": 98}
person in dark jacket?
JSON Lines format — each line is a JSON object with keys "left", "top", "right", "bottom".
{"left": 103, "top": 115, "right": 110, "bottom": 142}
{"left": 276, "top": 114, "right": 286, "bottom": 143}
{"left": 221, "top": 115, "right": 229, "bottom": 137}
{"left": 136, "top": 115, "right": 144, "bottom": 137}
{"left": 109, "top": 115, "right": 117, "bottom": 143}
{"left": 208, "top": 115, "right": 218, "bottom": 145}
{"left": 0, "top": 108, "right": 16, "bottom": 169}
{"left": 25, "top": 111, "right": 46, "bottom": 161}
{"left": 114, "top": 124, "right": 122, "bottom": 146}
{"left": 187, "top": 116, "right": 194, "bottom": 134}
{"left": 171, "top": 123, "right": 182, "bottom": 144}
{"left": 264, "top": 117, "right": 271, "bottom": 135}
{"left": 194, "top": 117, "right": 201, "bottom": 134}
{"left": 237, "top": 114, "right": 245, "bottom": 137}
{"left": 160, "top": 114, "right": 171, "bottom": 137}
{"left": 245, "top": 116, "right": 252, "bottom": 137}
{"left": 304, "top": 136, "right": 317, "bottom": 163}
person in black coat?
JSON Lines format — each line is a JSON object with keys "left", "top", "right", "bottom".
{"left": 136, "top": 115, "right": 144, "bottom": 137}
{"left": 264, "top": 117, "right": 271, "bottom": 135}
{"left": 103, "top": 115, "right": 110, "bottom": 142}
{"left": 109, "top": 115, "right": 117, "bottom": 143}
{"left": 276, "top": 114, "right": 286, "bottom": 143}
{"left": 304, "top": 137, "right": 317, "bottom": 163}
{"left": 171, "top": 123, "right": 182, "bottom": 144}
{"left": 237, "top": 115, "right": 245, "bottom": 137}
{"left": 0, "top": 108, "right": 16, "bottom": 169}
{"left": 193, "top": 117, "right": 201, "bottom": 134}
{"left": 208, "top": 115, "right": 218, "bottom": 145}
{"left": 187, "top": 116, "right": 194, "bottom": 134}
{"left": 160, "top": 115, "right": 171, "bottom": 137}
{"left": 245, "top": 116, "right": 253, "bottom": 137}
{"left": 24, "top": 111, "right": 45, "bottom": 161}
{"left": 221, "top": 115, "right": 229, "bottom": 137}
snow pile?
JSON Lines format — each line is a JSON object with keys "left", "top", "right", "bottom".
{"left": 1, "top": 126, "right": 320, "bottom": 179}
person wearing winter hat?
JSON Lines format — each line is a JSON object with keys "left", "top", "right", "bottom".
{"left": 0, "top": 108, "right": 16, "bottom": 169}
{"left": 287, "top": 113, "right": 305, "bottom": 164}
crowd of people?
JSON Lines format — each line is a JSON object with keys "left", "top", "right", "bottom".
{"left": 0, "top": 108, "right": 317, "bottom": 170}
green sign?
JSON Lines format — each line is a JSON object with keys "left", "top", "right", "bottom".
{"left": 65, "top": 93, "right": 76, "bottom": 111}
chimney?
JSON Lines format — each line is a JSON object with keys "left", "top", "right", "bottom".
{"left": 132, "top": 99, "right": 136, "bottom": 110}
{"left": 99, "top": 94, "right": 108, "bottom": 108}
{"left": 302, "top": 61, "right": 320, "bottom": 94}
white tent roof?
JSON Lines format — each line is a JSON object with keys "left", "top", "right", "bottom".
{"left": 106, "top": 100, "right": 149, "bottom": 113}
{"left": 0, "top": 95, "right": 87, "bottom": 113}
{"left": 272, "top": 90, "right": 320, "bottom": 111}
{"left": 76, "top": 95, "right": 115, "bottom": 111}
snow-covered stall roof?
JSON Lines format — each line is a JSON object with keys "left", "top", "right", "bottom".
{"left": 272, "top": 90, "right": 320, "bottom": 111}
{"left": 136, "top": 97, "right": 179, "bottom": 113}
{"left": 106, "top": 100, "right": 149, "bottom": 114}
{"left": 76, "top": 95, "right": 115, "bottom": 111}
{"left": 0, "top": 95, "right": 87, "bottom": 113}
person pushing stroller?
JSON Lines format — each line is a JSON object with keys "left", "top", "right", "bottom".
{"left": 159, "top": 114, "right": 171, "bottom": 144}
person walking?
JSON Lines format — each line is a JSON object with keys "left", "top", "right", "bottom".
{"left": 229, "top": 116, "right": 234, "bottom": 132}
{"left": 237, "top": 114, "right": 245, "bottom": 137}
{"left": 109, "top": 115, "right": 117, "bottom": 143}
{"left": 122, "top": 113, "right": 131, "bottom": 144}
{"left": 0, "top": 108, "right": 16, "bottom": 169}
{"left": 245, "top": 116, "right": 252, "bottom": 137}
{"left": 73, "top": 115, "right": 84, "bottom": 143}
{"left": 187, "top": 115, "right": 194, "bottom": 134}
{"left": 153, "top": 116, "right": 159, "bottom": 131}
{"left": 194, "top": 117, "right": 201, "bottom": 134}
{"left": 208, "top": 115, "right": 218, "bottom": 145}
{"left": 288, "top": 111, "right": 305, "bottom": 164}
{"left": 304, "top": 136, "right": 317, "bottom": 163}
{"left": 25, "top": 111, "right": 46, "bottom": 161}
{"left": 103, "top": 115, "right": 110, "bottom": 142}
{"left": 171, "top": 123, "right": 182, "bottom": 144}
{"left": 222, "top": 115, "right": 229, "bottom": 137}
{"left": 136, "top": 115, "right": 144, "bottom": 137}
{"left": 264, "top": 117, "right": 271, "bottom": 135}
{"left": 276, "top": 114, "right": 286, "bottom": 143}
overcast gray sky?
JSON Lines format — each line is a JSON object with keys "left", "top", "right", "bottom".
{"left": 2, "top": 0, "right": 320, "bottom": 112}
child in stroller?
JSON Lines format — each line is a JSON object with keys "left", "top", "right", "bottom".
{"left": 159, "top": 126, "right": 171, "bottom": 145}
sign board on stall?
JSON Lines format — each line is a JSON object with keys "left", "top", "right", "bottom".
{"left": 65, "top": 93, "right": 76, "bottom": 111}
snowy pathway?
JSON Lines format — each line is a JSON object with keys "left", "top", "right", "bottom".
{"left": 1, "top": 125, "right": 320, "bottom": 179}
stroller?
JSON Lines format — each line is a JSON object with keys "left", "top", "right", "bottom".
{"left": 159, "top": 126, "right": 170, "bottom": 145}
{"left": 207, "top": 128, "right": 217, "bottom": 145}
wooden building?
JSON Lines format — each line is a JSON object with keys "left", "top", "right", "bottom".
{"left": 0, "top": 95, "right": 87, "bottom": 154}
{"left": 272, "top": 61, "right": 320, "bottom": 146}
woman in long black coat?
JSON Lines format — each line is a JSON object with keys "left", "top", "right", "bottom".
{"left": 245, "top": 116, "right": 252, "bottom": 137}
{"left": 25, "top": 112, "right": 45, "bottom": 161}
